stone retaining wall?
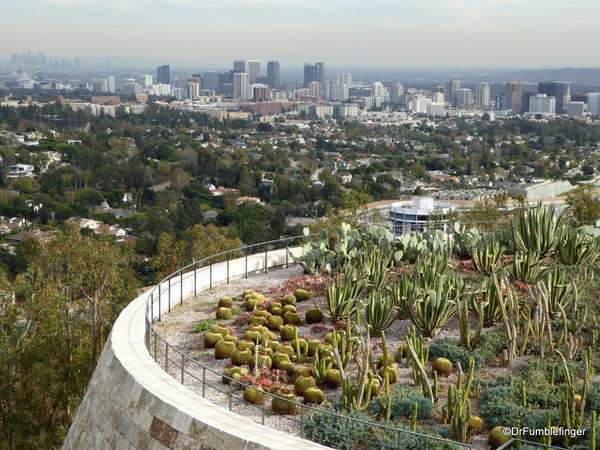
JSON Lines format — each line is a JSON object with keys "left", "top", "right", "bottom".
{"left": 64, "top": 248, "right": 326, "bottom": 450}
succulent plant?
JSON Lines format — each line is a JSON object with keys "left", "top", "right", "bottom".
{"left": 303, "top": 387, "right": 324, "bottom": 404}
{"left": 294, "top": 365, "right": 312, "bottom": 379}
{"left": 282, "top": 304, "right": 297, "bottom": 314}
{"left": 211, "top": 324, "right": 231, "bottom": 337}
{"left": 231, "top": 346, "right": 253, "bottom": 366}
{"left": 395, "top": 345, "right": 409, "bottom": 363}
{"left": 488, "top": 426, "right": 511, "bottom": 448}
{"left": 243, "top": 387, "right": 264, "bottom": 405}
{"left": 295, "top": 374, "right": 317, "bottom": 395}
{"left": 249, "top": 353, "right": 272, "bottom": 370}
{"left": 268, "top": 301, "right": 283, "bottom": 313}
{"left": 307, "top": 339, "right": 321, "bottom": 356}
{"left": 432, "top": 357, "right": 453, "bottom": 377}
{"left": 218, "top": 296, "right": 234, "bottom": 308}
{"left": 222, "top": 365, "right": 248, "bottom": 384}
{"left": 277, "top": 343, "right": 295, "bottom": 357}
{"left": 280, "top": 324, "right": 297, "bottom": 341}
{"left": 282, "top": 294, "right": 297, "bottom": 305}
{"left": 266, "top": 338, "right": 280, "bottom": 352}
{"left": 325, "top": 368, "right": 342, "bottom": 388}
{"left": 245, "top": 295, "right": 265, "bottom": 311}
{"left": 272, "top": 351, "right": 292, "bottom": 368}
{"left": 317, "top": 342, "right": 333, "bottom": 358}
{"left": 204, "top": 331, "right": 224, "bottom": 348}
{"left": 278, "top": 360, "right": 295, "bottom": 375}
{"left": 242, "top": 290, "right": 254, "bottom": 298}
{"left": 379, "top": 364, "right": 398, "bottom": 385}
{"left": 271, "top": 388, "right": 298, "bottom": 415}
{"left": 215, "top": 339, "right": 236, "bottom": 359}
{"left": 269, "top": 307, "right": 282, "bottom": 316}
{"left": 305, "top": 307, "right": 324, "bottom": 323}
{"left": 244, "top": 330, "right": 262, "bottom": 342}
{"left": 267, "top": 315, "right": 284, "bottom": 331}
{"left": 238, "top": 339, "right": 256, "bottom": 352}
{"left": 294, "top": 289, "right": 310, "bottom": 301}
{"left": 468, "top": 416, "right": 484, "bottom": 434}
{"left": 216, "top": 307, "right": 232, "bottom": 320}
{"left": 368, "top": 377, "right": 381, "bottom": 397}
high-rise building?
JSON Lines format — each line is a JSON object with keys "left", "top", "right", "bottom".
{"left": 336, "top": 73, "right": 352, "bottom": 85}
{"left": 233, "top": 60, "right": 247, "bottom": 74}
{"left": 455, "top": 88, "right": 472, "bottom": 107}
{"left": 315, "top": 63, "right": 325, "bottom": 85}
{"left": 233, "top": 72, "right": 249, "bottom": 100}
{"left": 186, "top": 77, "right": 202, "bottom": 99}
{"left": 156, "top": 65, "right": 170, "bottom": 85}
{"left": 529, "top": 94, "right": 556, "bottom": 115}
{"left": 202, "top": 71, "right": 221, "bottom": 93}
{"left": 431, "top": 92, "right": 444, "bottom": 103}
{"left": 538, "top": 82, "right": 570, "bottom": 114}
{"left": 371, "top": 82, "right": 384, "bottom": 98}
{"left": 588, "top": 93, "right": 600, "bottom": 117}
{"left": 566, "top": 102, "right": 586, "bottom": 115}
{"left": 267, "top": 61, "right": 280, "bottom": 90}
{"left": 247, "top": 60, "right": 261, "bottom": 83}
{"left": 107, "top": 76, "right": 116, "bottom": 94}
{"left": 304, "top": 62, "right": 325, "bottom": 87}
{"left": 140, "top": 74, "right": 153, "bottom": 88}
{"left": 308, "top": 81, "right": 321, "bottom": 98}
{"left": 390, "top": 82, "right": 404, "bottom": 105}
{"left": 444, "top": 80, "right": 461, "bottom": 107}
{"left": 506, "top": 82, "right": 524, "bottom": 114}
{"left": 475, "top": 82, "right": 490, "bottom": 107}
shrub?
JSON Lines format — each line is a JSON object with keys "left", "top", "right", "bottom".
{"left": 480, "top": 399, "right": 527, "bottom": 429}
{"left": 195, "top": 319, "right": 213, "bottom": 333}
{"left": 370, "top": 386, "right": 433, "bottom": 420}
{"left": 428, "top": 339, "right": 482, "bottom": 369}
{"left": 305, "top": 408, "right": 372, "bottom": 450}
{"left": 589, "top": 382, "right": 600, "bottom": 414}
{"left": 371, "top": 425, "right": 455, "bottom": 450}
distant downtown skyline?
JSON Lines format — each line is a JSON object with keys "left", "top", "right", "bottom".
{"left": 2, "top": 0, "right": 600, "bottom": 68}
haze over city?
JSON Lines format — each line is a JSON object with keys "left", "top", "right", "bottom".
{"left": 3, "top": 0, "right": 600, "bottom": 68}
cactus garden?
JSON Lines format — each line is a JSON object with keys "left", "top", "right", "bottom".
{"left": 156, "top": 205, "right": 600, "bottom": 449}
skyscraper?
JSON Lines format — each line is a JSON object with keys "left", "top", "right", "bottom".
{"left": 267, "top": 61, "right": 280, "bottom": 90}
{"left": 140, "top": 74, "right": 153, "bottom": 88}
{"left": 304, "top": 62, "right": 325, "bottom": 87}
{"left": 588, "top": 93, "right": 600, "bottom": 117}
{"left": 455, "top": 88, "right": 472, "bottom": 107}
{"left": 308, "top": 81, "right": 321, "bottom": 98}
{"left": 390, "top": 82, "right": 404, "bottom": 105}
{"left": 233, "top": 72, "right": 249, "bottom": 100}
{"left": 233, "top": 60, "right": 247, "bottom": 74}
{"left": 202, "top": 71, "right": 221, "bottom": 94}
{"left": 538, "top": 82, "right": 570, "bottom": 114}
{"left": 506, "top": 82, "right": 524, "bottom": 114}
{"left": 247, "top": 60, "right": 261, "bottom": 83}
{"left": 315, "top": 62, "right": 325, "bottom": 85}
{"left": 475, "top": 82, "right": 490, "bottom": 107}
{"left": 107, "top": 76, "right": 116, "bottom": 94}
{"left": 371, "top": 82, "right": 384, "bottom": 98}
{"left": 444, "top": 80, "right": 461, "bottom": 107}
{"left": 336, "top": 73, "right": 352, "bottom": 85}
{"left": 157, "top": 65, "right": 170, "bottom": 85}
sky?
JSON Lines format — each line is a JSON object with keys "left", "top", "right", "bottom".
{"left": 1, "top": 0, "right": 600, "bottom": 69}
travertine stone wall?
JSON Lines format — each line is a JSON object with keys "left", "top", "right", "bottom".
{"left": 64, "top": 248, "right": 326, "bottom": 450}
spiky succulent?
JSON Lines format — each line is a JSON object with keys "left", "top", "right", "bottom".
{"left": 283, "top": 311, "right": 302, "bottom": 325}
{"left": 214, "top": 339, "right": 236, "bottom": 359}
{"left": 231, "top": 346, "right": 253, "bottom": 366}
{"left": 204, "top": 331, "right": 224, "bottom": 348}
{"left": 267, "top": 315, "right": 284, "bottom": 331}
{"left": 294, "top": 289, "right": 310, "bottom": 301}
{"left": 325, "top": 368, "right": 342, "bottom": 388}
{"left": 282, "top": 294, "right": 297, "bottom": 305}
{"left": 218, "top": 296, "right": 234, "bottom": 308}
{"left": 432, "top": 357, "right": 453, "bottom": 377}
{"left": 303, "top": 387, "right": 324, "bottom": 405}
{"left": 243, "top": 387, "right": 264, "bottom": 405}
{"left": 216, "top": 307, "right": 232, "bottom": 320}
{"left": 222, "top": 366, "right": 248, "bottom": 384}
{"left": 271, "top": 389, "right": 298, "bottom": 415}
{"left": 294, "top": 374, "right": 317, "bottom": 395}
{"left": 305, "top": 307, "right": 324, "bottom": 323}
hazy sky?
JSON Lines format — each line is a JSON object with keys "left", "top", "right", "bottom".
{"left": 2, "top": 0, "right": 600, "bottom": 68}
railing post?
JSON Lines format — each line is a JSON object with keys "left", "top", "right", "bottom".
{"left": 150, "top": 291, "right": 154, "bottom": 322}
{"left": 245, "top": 252, "right": 248, "bottom": 279}
{"left": 264, "top": 247, "right": 268, "bottom": 274}
{"left": 180, "top": 270, "right": 183, "bottom": 305}
{"left": 165, "top": 341, "right": 169, "bottom": 372}
{"left": 168, "top": 277, "right": 171, "bottom": 313}
{"left": 300, "top": 405, "right": 304, "bottom": 437}
{"left": 209, "top": 262, "right": 212, "bottom": 290}
{"left": 229, "top": 388, "right": 233, "bottom": 410}
{"left": 261, "top": 403, "right": 265, "bottom": 425}
{"left": 193, "top": 265, "right": 197, "bottom": 298}
{"left": 202, "top": 367, "right": 206, "bottom": 397}
{"left": 181, "top": 353, "right": 185, "bottom": 384}
{"left": 226, "top": 256, "right": 230, "bottom": 285}
{"left": 153, "top": 330, "right": 157, "bottom": 359}
{"left": 158, "top": 286, "right": 162, "bottom": 322}
{"left": 285, "top": 246, "right": 289, "bottom": 268}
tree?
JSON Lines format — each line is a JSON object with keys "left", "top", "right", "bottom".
{"left": 565, "top": 185, "right": 600, "bottom": 223}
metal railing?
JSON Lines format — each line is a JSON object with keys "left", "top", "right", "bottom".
{"left": 143, "top": 235, "right": 472, "bottom": 449}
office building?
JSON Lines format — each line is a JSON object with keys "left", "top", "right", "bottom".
{"left": 156, "top": 65, "right": 170, "bottom": 85}
{"left": 588, "top": 93, "right": 600, "bottom": 117}
{"left": 409, "top": 96, "right": 431, "bottom": 114}
{"left": 308, "top": 81, "right": 321, "bottom": 98}
{"left": 186, "top": 77, "right": 202, "bottom": 99}
{"left": 371, "top": 82, "right": 384, "bottom": 98}
{"left": 253, "top": 86, "right": 271, "bottom": 102}
{"left": 390, "top": 82, "right": 403, "bottom": 105}
{"left": 506, "top": 82, "right": 524, "bottom": 114}
{"left": 566, "top": 102, "right": 586, "bottom": 115}
{"left": 455, "top": 88, "right": 472, "bottom": 107}
{"left": 107, "top": 76, "right": 116, "bottom": 94}
{"left": 444, "top": 80, "right": 461, "bottom": 107}
{"left": 336, "top": 73, "right": 352, "bottom": 85}
{"left": 538, "top": 82, "right": 570, "bottom": 114}
{"left": 521, "top": 91, "right": 536, "bottom": 114}
{"left": 475, "top": 82, "right": 490, "bottom": 107}
{"left": 427, "top": 102, "right": 445, "bottom": 117}
{"left": 247, "top": 60, "right": 261, "bottom": 83}
{"left": 529, "top": 94, "right": 556, "bottom": 115}
{"left": 304, "top": 62, "right": 325, "bottom": 87}
{"left": 233, "top": 72, "right": 249, "bottom": 100}
{"left": 202, "top": 71, "right": 221, "bottom": 94}
{"left": 390, "top": 197, "right": 456, "bottom": 235}
{"left": 140, "top": 74, "right": 153, "bottom": 88}
{"left": 266, "top": 61, "right": 280, "bottom": 90}
{"left": 233, "top": 60, "right": 247, "bottom": 74}
{"left": 431, "top": 92, "right": 444, "bottom": 103}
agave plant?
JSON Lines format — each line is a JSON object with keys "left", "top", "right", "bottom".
{"left": 364, "top": 292, "right": 396, "bottom": 395}
{"left": 415, "top": 252, "right": 451, "bottom": 290}
{"left": 479, "top": 274, "right": 506, "bottom": 327}
{"left": 389, "top": 275, "right": 417, "bottom": 319}
{"left": 452, "top": 223, "right": 486, "bottom": 259}
{"left": 510, "top": 251, "right": 547, "bottom": 284}
{"left": 325, "top": 269, "right": 365, "bottom": 322}
{"left": 472, "top": 240, "right": 504, "bottom": 276}
{"left": 538, "top": 267, "right": 574, "bottom": 318}
{"left": 354, "top": 245, "right": 392, "bottom": 294}
{"left": 510, "top": 204, "right": 565, "bottom": 257}
{"left": 407, "top": 279, "right": 458, "bottom": 337}
{"left": 558, "top": 227, "right": 598, "bottom": 268}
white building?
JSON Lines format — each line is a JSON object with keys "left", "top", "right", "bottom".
{"left": 588, "top": 93, "right": 600, "bottom": 117}
{"left": 390, "top": 82, "right": 403, "bottom": 104}
{"left": 140, "top": 74, "right": 153, "bottom": 88}
{"left": 8, "top": 164, "right": 35, "bottom": 178}
{"left": 565, "top": 102, "right": 586, "bottom": 116}
{"left": 233, "top": 72, "right": 250, "bottom": 100}
{"left": 529, "top": 94, "right": 556, "bottom": 115}
{"left": 371, "top": 82, "right": 384, "bottom": 98}
{"left": 336, "top": 73, "right": 352, "bottom": 85}
{"left": 335, "top": 104, "right": 358, "bottom": 118}
{"left": 431, "top": 92, "right": 444, "bottom": 103}
{"left": 409, "top": 96, "right": 431, "bottom": 114}
{"left": 390, "top": 197, "right": 456, "bottom": 235}
{"left": 308, "top": 81, "right": 321, "bottom": 98}
{"left": 475, "top": 82, "right": 490, "bottom": 107}
{"left": 107, "top": 76, "right": 116, "bottom": 94}
{"left": 455, "top": 88, "right": 472, "bottom": 107}
{"left": 427, "top": 102, "right": 445, "bottom": 117}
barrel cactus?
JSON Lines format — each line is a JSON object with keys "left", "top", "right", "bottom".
{"left": 216, "top": 307, "right": 232, "bottom": 320}
{"left": 238, "top": 339, "right": 256, "bottom": 352}
{"left": 231, "top": 347, "right": 253, "bottom": 366}
{"left": 273, "top": 351, "right": 292, "bottom": 368}
{"left": 305, "top": 307, "right": 324, "bottom": 323}
{"left": 488, "top": 426, "right": 511, "bottom": 448}
{"left": 245, "top": 294, "right": 265, "bottom": 311}
{"left": 379, "top": 364, "right": 398, "bottom": 385}
{"left": 432, "top": 357, "right": 453, "bottom": 377}
{"left": 468, "top": 416, "right": 485, "bottom": 434}
{"left": 325, "top": 368, "right": 342, "bottom": 388}
{"left": 267, "top": 315, "right": 284, "bottom": 331}
{"left": 272, "top": 388, "right": 298, "bottom": 415}
{"left": 282, "top": 294, "right": 297, "bottom": 305}
{"left": 282, "top": 304, "right": 297, "bottom": 314}
{"left": 283, "top": 311, "right": 302, "bottom": 325}
{"left": 307, "top": 339, "right": 321, "bottom": 356}
{"left": 294, "top": 289, "right": 310, "bottom": 302}
{"left": 279, "top": 360, "right": 295, "bottom": 375}
{"left": 218, "top": 296, "right": 234, "bottom": 308}
{"left": 303, "top": 387, "right": 324, "bottom": 405}
{"left": 243, "top": 387, "right": 264, "bottom": 405}
{"left": 295, "top": 374, "right": 317, "bottom": 395}
{"left": 211, "top": 324, "right": 231, "bottom": 337}
{"left": 215, "top": 339, "right": 236, "bottom": 359}
{"left": 222, "top": 365, "right": 248, "bottom": 384}
{"left": 204, "top": 331, "right": 224, "bottom": 348}
{"left": 280, "top": 324, "right": 297, "bottom": 341}
{"left": 249, "top": 353, "right": 272, "bottom": 370}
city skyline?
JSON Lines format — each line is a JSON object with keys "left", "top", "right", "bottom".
{"left": 2, "top": 0, "right": 600, "bottom": 69}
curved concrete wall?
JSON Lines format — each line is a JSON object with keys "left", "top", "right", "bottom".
{"left": 64, "top": 248, "right": 326, "bottom": 450}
